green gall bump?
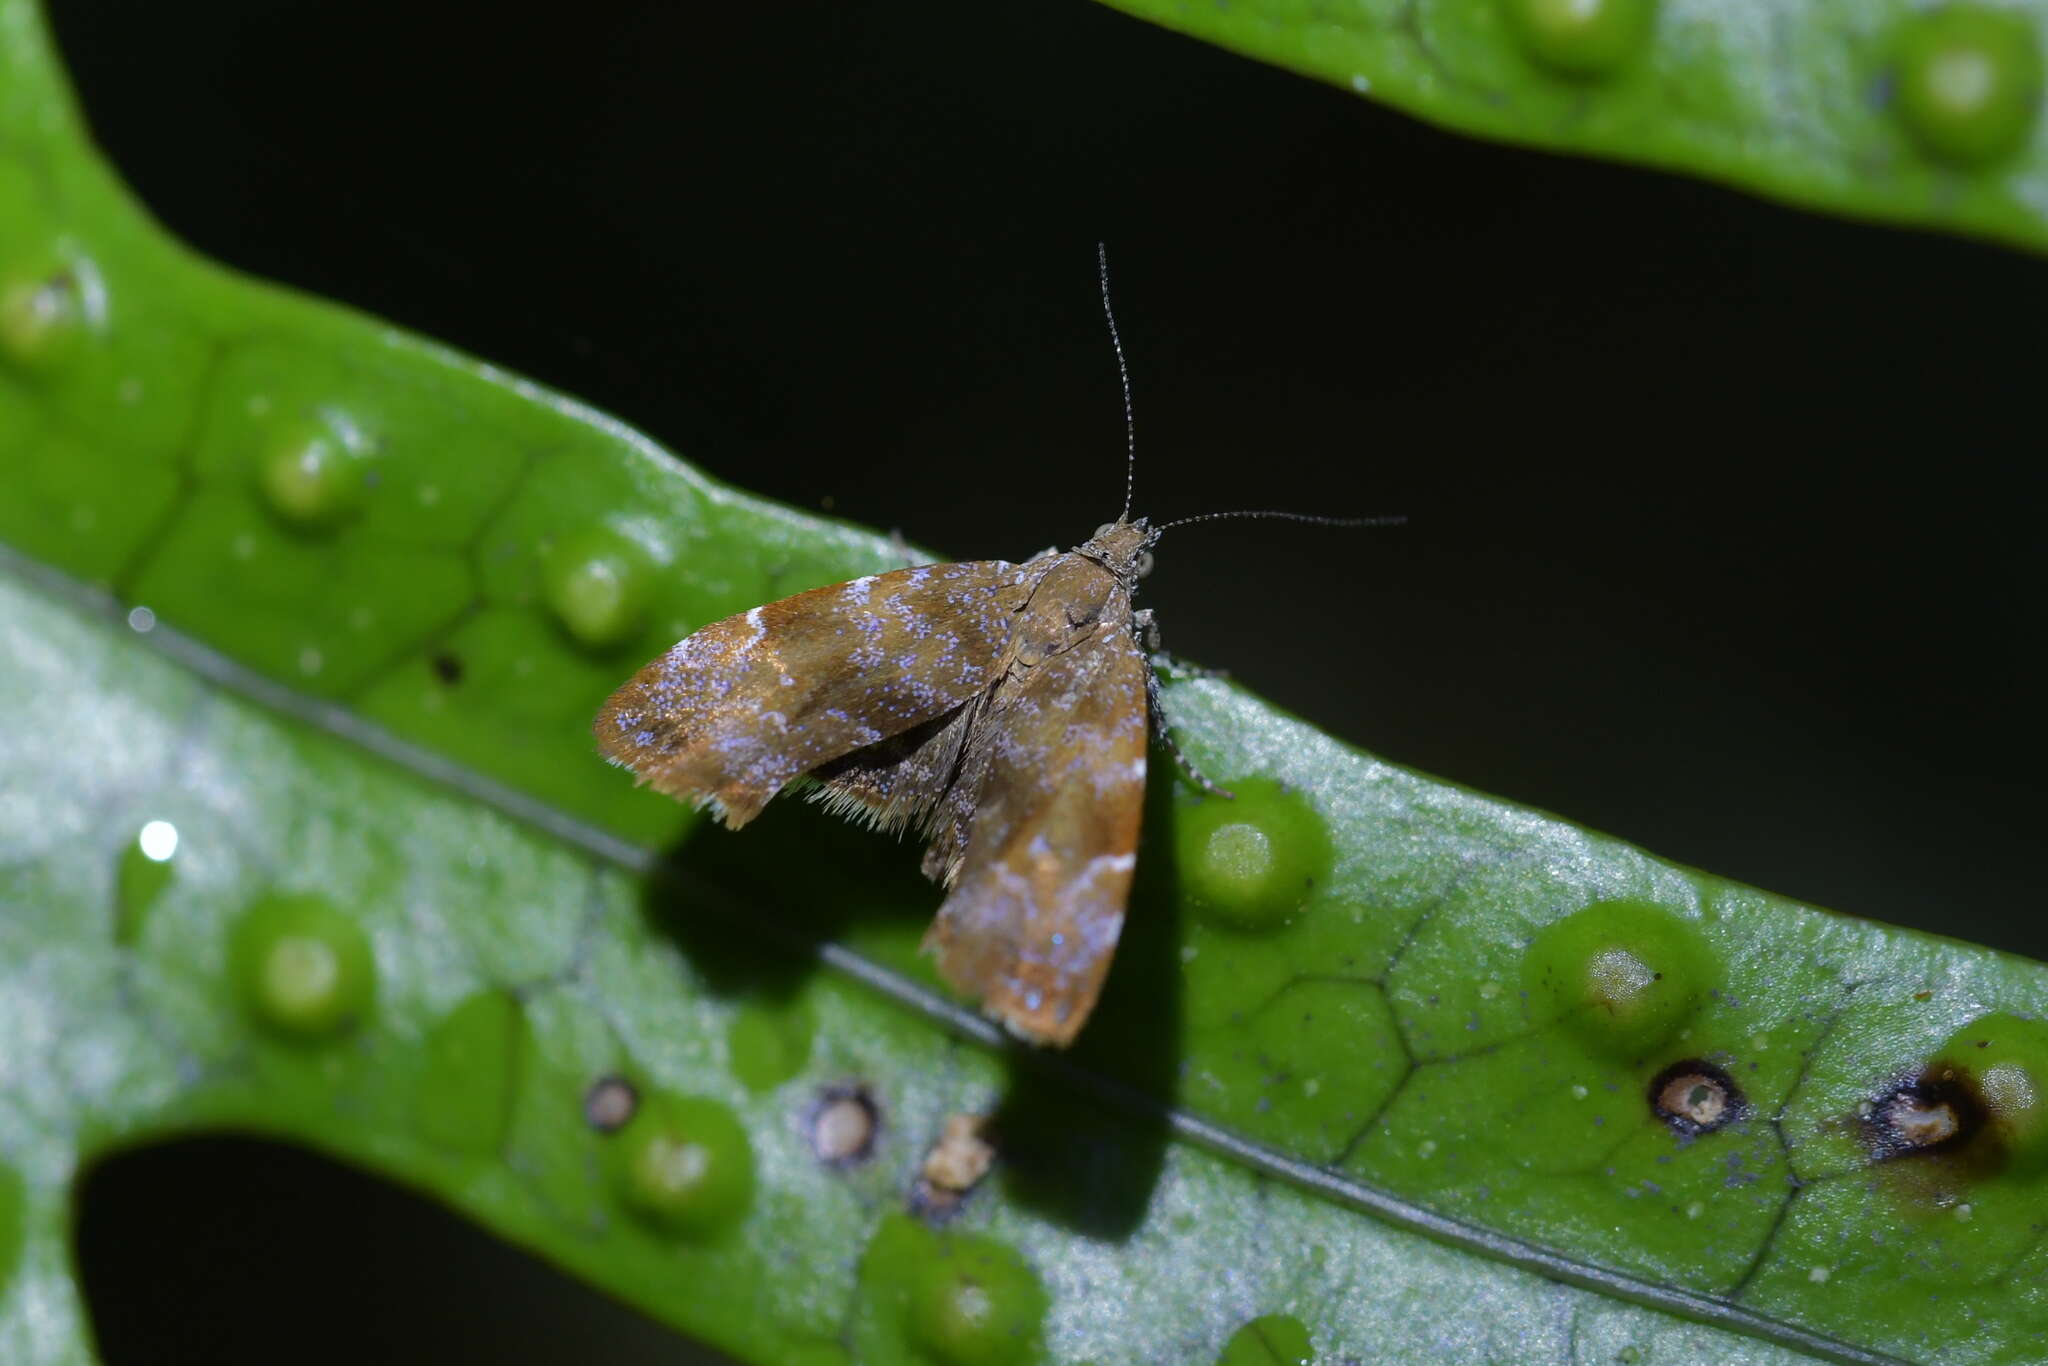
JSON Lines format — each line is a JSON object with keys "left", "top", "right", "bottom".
{"left": 0, "top": 266, "right": 87, "bottom": 368}
{"left": 856, "top": 1216, "right": 1046, "bottom": 1364}
{"left": 542, "top": 525, "right": 651, "bottom": 650}
{"left": 228, "top": 893, "right": 376, "bottom": 1040}
{"left": 115, "top": 819, "right": 179, "bottom": 943}
{"left": 1212, "top": 825, "right": 1273, "bottom": 879}
{"left": 268, "top": 939, "right": 337, "bottom": 1003}
{"left": 0, "top": 1163, "right": 23, "bottom": 1300}
{"left": 727, "top": 998, "right": 815, "bottom": 1092}
{"left": 1175, "top": 777, "right": 1333, "bottom": 932}
{"left": 1502, "top": 0, "right": 1657, "bottom": 79}
{"left": 1522, "top": 899, "right": 1714, "bottom": 1055}
{"left": 1941, "top": 1012, "right": 2048, "bottom": 1168}
{"left": 255, "top": 424, "right": 370, "bottom": 530}
{"left": 414, "top": 990, "right": 527, "bottom": 1156}
{"left": 906, "top": 1234, "right": 1048, "bottom": 1366}
{"left": 1218, "top": 1312, "right": 1314, "bottom": 1366}
{"left": 1894, "top": 4, "right": 2043, "bottom": 166}
{"left": 610, "top": 1092, "right": 754, "bottom": 1235}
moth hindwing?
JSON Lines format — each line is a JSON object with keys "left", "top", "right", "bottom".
{"left": 595, "top": 519, "right": 1158, "bottom": 1045}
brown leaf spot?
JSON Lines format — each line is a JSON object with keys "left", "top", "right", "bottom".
{"left": 1647, "top": 1059, "right": 1748, "bottom": 1137}
{"left": 808, "top": 1085, "right": 879, "bottom": 1168}
{"left": 582, "top": 1074, "right": 639, "bottom": 1133}
{"left": 911, "top": 1113, "right": 996, "bottom": 1219}
{"left": 1861, "top": 1063, "right": 1987, "bottom": 1162}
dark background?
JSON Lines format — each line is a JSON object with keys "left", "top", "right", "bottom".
{"left": 50, "top": 0, "right": 2042, "bottom": 1360}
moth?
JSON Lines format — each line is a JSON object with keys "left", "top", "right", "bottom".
{"left": 594, "top": 252, "right": 1391, "bottom": 1045}
{"left": 595, "top": 513, "right": 1163, "bottom": 1045}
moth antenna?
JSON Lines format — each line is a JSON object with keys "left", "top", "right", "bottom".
{"left": 1154, "top": 509, "right": 1407, "bottom": 535}
{"left": 1097, "top": 242, "right": 1137, "bottom": 523}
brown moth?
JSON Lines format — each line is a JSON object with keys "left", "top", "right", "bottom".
{"left": 594, "top": 515, "right": 1161, "bottom": 1046}
{"left": 594, "top": 250, "right": 1393, "bottom": 1045}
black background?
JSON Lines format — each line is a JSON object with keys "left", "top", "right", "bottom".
{"left": 49, "top": 0, "right": 2043, "bottom": 1361}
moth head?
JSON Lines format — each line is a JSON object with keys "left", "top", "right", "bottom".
{"left": 1082, "top": 517, "right": 1158, "bottom": 581}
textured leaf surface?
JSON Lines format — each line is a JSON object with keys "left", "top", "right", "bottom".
{"left": 4, "top": 2, "right": 2048, "bottom": 1363}
{"left": 1097, "top": 0, "right": 2048, "bottom": 256}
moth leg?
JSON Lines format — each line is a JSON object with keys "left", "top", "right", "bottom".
{"left": 1131, "top": 606, "right": 1162, "bottom": 654}
{"left": 1132, "top": 609, "right": 1228, "bottom": 681}
{"left": 1142, "top": 653, "right": 1234, "bottom": 800}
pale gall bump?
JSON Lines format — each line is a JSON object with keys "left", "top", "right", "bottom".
{"left": 0, "top": 258, "right": 99, "bottom": 369}
{"left": 905, "top": 1235, "right": 1047, "bottom": 1366}
{"left": 608, "top": 1091, "right": 755, "bottom": 1235}
{"left": 255, "top": 420, "right": 372, "bottom": 531}
{"left": 1894, "top": 3, "right": 2043, "bottom": 167}
{"left": 543, "top": 524, "right": 653, "bottom": 651}
{"left": 1174, "top": 777, "right": 1333, "bottom": 933}
{"left": 227, "top": 893, "right": 377, "bottom": 1041}
{"left": 1522, "top": 899, "right": 1716, "bottom": 1055}
{"left": 1937, "top": 1012, "right": 2048, "bottom": 1169}
{"left": 1502, "top": 0, "right": 1658, "bottom": 79}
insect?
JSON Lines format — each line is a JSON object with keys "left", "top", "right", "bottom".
{"left": 595, "top": 250, "right": 1394, "bottom": 1045}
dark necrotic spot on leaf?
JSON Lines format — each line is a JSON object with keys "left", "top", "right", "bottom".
{"left": 1861, "top": 1062, "right": 1989, "bottom": 1162}
{"left": 431, "top": 651, "right": 464, "bottom": 684}
{"left": 1647, "top": 1059, "right": 1748, "bottom": 1137}
{"left": 582, "top": 1074, "right": 639, "bottom": 1133}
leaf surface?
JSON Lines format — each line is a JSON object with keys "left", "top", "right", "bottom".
{"left": 1097, "top": 0, "right": 2048, "bottom": 256}
{"left": 4, "top": 3, "right": 2047, "bottom": 1363}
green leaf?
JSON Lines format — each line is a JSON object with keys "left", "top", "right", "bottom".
{"left": 4, "top": 2, "right": 2047, "bottom": 1364}
{"left": 1095, "top": 0, "right": 2048, "bottom": 256}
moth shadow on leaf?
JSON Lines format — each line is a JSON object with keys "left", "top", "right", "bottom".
{"left": 638, "top": 795, "right": 938, "bottom": 1003}
{"left": 635, "top": 749, "right": 1187, "bottom": 1244}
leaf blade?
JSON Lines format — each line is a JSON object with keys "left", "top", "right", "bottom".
{"left": 1094, "top": 0, "right": 2048, "bottom": 256}
{"left": 4, "top": 2, "right": 2047, "bottom": 1363}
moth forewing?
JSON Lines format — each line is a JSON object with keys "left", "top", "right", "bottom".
{"left": 923, "top": 615, "right": 1150, "bottom": 1045}
{"left": 593, "top": 558, "right": 1030, "bottom": 827}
